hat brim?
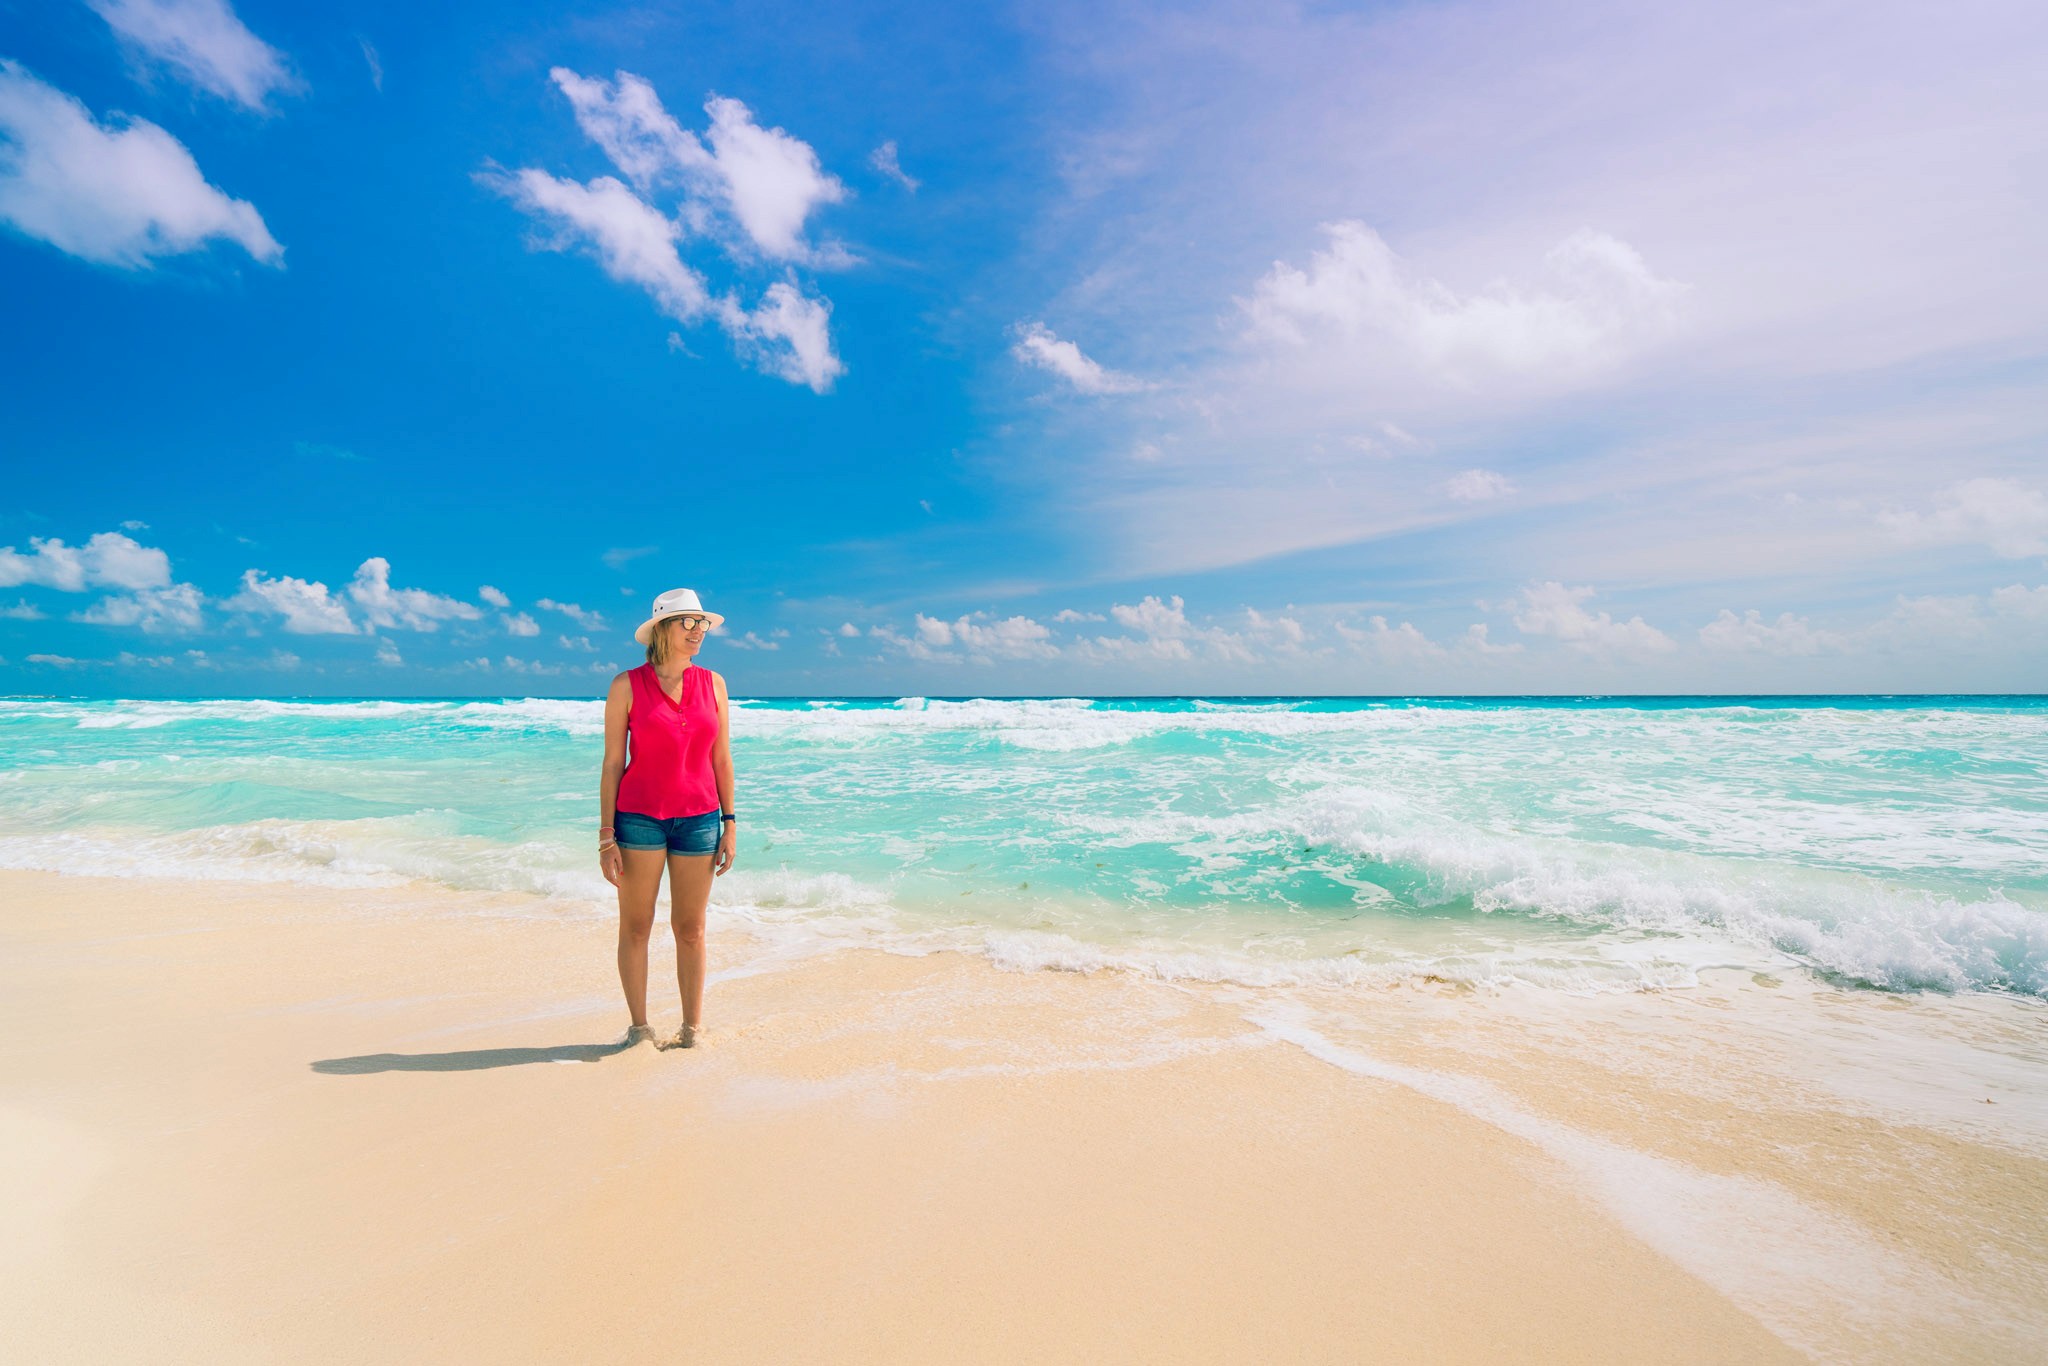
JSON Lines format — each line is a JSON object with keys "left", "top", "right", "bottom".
{"left": 634, "top": 610, "right": 726, "bottom": 646}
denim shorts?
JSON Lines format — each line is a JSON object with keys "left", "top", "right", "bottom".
{"left": 614, "top": 809, "right": 723, "bottom": 856}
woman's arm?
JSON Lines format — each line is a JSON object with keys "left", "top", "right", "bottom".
{"left": 598, "top": 671, "right": 631, "bottom": 885}
{"left": 712, "top": 671, "right": 736, "bottom": 876}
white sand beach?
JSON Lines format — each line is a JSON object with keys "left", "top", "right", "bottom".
{"left": 3, "top": 868, "right": 2043, "bottom": 1363}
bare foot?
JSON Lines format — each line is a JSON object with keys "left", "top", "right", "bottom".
{"left": 662, "top": 1023, "right": 698, "bottom": 1050}
{"left": 622, "top": 1024, "right": 657, "bottom": 1048}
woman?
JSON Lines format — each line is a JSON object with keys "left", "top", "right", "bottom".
{"left": 598, "top": 587, "right": 737, "bottom": 1049}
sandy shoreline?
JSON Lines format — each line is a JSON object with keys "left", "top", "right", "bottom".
{"left": 3, "top": 869, "right": 2042, "bottom": 1362}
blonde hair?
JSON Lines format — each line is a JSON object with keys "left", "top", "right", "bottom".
{"left": 645, "top": 618, "right": 684, "bottom": 668}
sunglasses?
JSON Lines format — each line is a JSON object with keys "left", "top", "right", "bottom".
{"left": 668, "top": 614, "right": 713, "bottom": 632}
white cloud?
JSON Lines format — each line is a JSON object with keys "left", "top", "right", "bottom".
{"left": 1110, "top": 593, "right": 1190, "bottom": 638}
{"left": 1509, "top": 581, "right": 1676, "bottom": 654}
{"left": 491, "top": 168, "right": 714, "bottom": 323}
{"left": 548, "top": 68, "right": 846, "bottom": 264}
{"left": 86, "top": 0, "right": 295, "bottom": 111}
{"left": 1862, "top": 581, "right": 2048, "bottom": 650}
{"left": 538, "top": 598, "right": 605, "bottom": 629}
{"left": 347, "top": 558, "right": 483, "bottom": 631}
{"left": 1335, "top": 615, "right": 1446, "bottom": 662}
{"left": 0, "top": 530, "right": 170, "bottom": 591}
{"left": 498, "top": 69, "right": 849, "bottom": 390}
{"left": 488, "top": 166, "right": 842, "bottom": 391}
{"left": 700, "top": 94, "right": 850, "bottom": 263}
{"left": 1698, "top": 609, "right": 1844, "bottom": 656}
{"left": 869, "top": 140, "right": 918, "bottom": 192}
{"left": 837, "top": 622, "right": 861, "bottom": 636}
{"left": 1247, "top": 222, "right": 1682, "bottom": 385}
{"left": 901, "top": 612, "right": 1059, "bottom": 662}
{"left": 0, "top": 61, "right": 282, "bottom": 267}
{"left": 0, "top": 600, "right": 45, "bottom": 620}
{"left": 75, "top": 582, "right": 204, "bottom": 633}
{"left": 558, "top": 634, "right": 596, "bottom": 652}
{"left": 1012, "top": 322, "right": 1147, "bottom": 395}
{"left": 1053, "top": 608, "right": 1105, "bottom": 623}
{"left": 374, "top": 638, "right": 402, "bottom": 666}
{"left": 723, "top": 630, "right": 782, "bottom": 651}
{"left": 982, "top": 1, "right": 2048, "bottom": 597}
{"left": 1461, "top": 624, "right": 1522, "bottom": 656}
{"left": 1988, "top": 583, "right": 2048, "bottom": 619}
{"left": 955, "top": 615, "right": 1056, "bottom": 659}
{"left": 549, "top": 67, "right": 697, "bottom": 190}
{"left": 503, "top": 612, "right": 539, "bottom": 637}
{"left": 1089, "top": 594, "right": 1251, "bottom": 663}
{"left": 876, "top": 611, "right": 1059, "bottom": 663}
{"left": 1445, "top": 468, "right": 1515, "bottom": 501}
{"left": 1879, "top": 478, "right": 2048, "bottom": 560}
{"left": 732, "top": 280, "right": 843, "bottom": 392}
{"left": 226, "top": 569, "right": 356, "bottom": 634}
{"left": 479, "top": 585, "right": 510, "bottom": 607}
{"left": 27, "top": 653, "right": 80, "bottom": 667}
{"left": 1243, "top": 607, "right": 1308, "bottom": 649}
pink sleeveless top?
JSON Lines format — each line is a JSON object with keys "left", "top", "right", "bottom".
{"left": 616, "top": 664, "right": 721, "bottom": 819}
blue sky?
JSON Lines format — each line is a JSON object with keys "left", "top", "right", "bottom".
{"left": 2, "top": 0, "right": 2044, "bottom": 696}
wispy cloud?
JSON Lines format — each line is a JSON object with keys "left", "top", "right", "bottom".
{"left": 538, "top": 597, "right": 607, "bottom": 629}
{"left": 1246, "top": 223, "right": 1683, "bottom": 388}
{"left": 1880, "top": 478, "right": 2048, "bottom": 560}
{"left": 86, "top": 0, "right": 296, "bottom": 112}
{"left": 1444, "top": 469, "right": 1515, "bottom": 502}
{"left": 0, "top": 61, "right": 282, "bottom": 268}
{"left": 490, "top": 168, "right": 714, "bottom": 321}
{"left": 1012, "top": 322, "right": 1147, "bottom": 395}
{"left": 979, "top": 0, "right": 2048, "bottom": 600}
{"left": 869, "top": 139, "right": 918, "bottom": 192}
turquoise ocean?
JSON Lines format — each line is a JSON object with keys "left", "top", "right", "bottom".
{"left": 3, "top": 693, "right": 2044, "bottom": 1000}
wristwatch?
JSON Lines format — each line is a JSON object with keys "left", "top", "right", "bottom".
{"left": 721, "top": 813, "right": 737, "bottom": 823}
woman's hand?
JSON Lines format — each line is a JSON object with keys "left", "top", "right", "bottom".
{"left": 599, "top": 842, "right": 623, "bottom": 887}
{"left": 714, "top": 826, "right": 736, "bottom": 877}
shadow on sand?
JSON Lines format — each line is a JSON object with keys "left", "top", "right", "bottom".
{"left": 311, "top": 1041, "right": 633, "bottom": 1074}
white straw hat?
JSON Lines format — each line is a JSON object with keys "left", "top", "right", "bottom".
{"left": 634, "top": 587, "right": 725, "bottom": 645}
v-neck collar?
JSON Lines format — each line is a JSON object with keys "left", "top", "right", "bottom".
{"left": 648, "top": 663, "right": 694, "bottom": 709}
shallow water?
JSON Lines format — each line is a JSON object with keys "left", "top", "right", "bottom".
{"left": 2, "top": 693, "right": 2043, "bottom": 999}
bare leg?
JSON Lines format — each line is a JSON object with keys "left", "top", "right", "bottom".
{"left": 616, "top": 848, "right": 666, "bottom": 1029}
{"left": 668, "top": 852, "right": 715, "bottom": 1030}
